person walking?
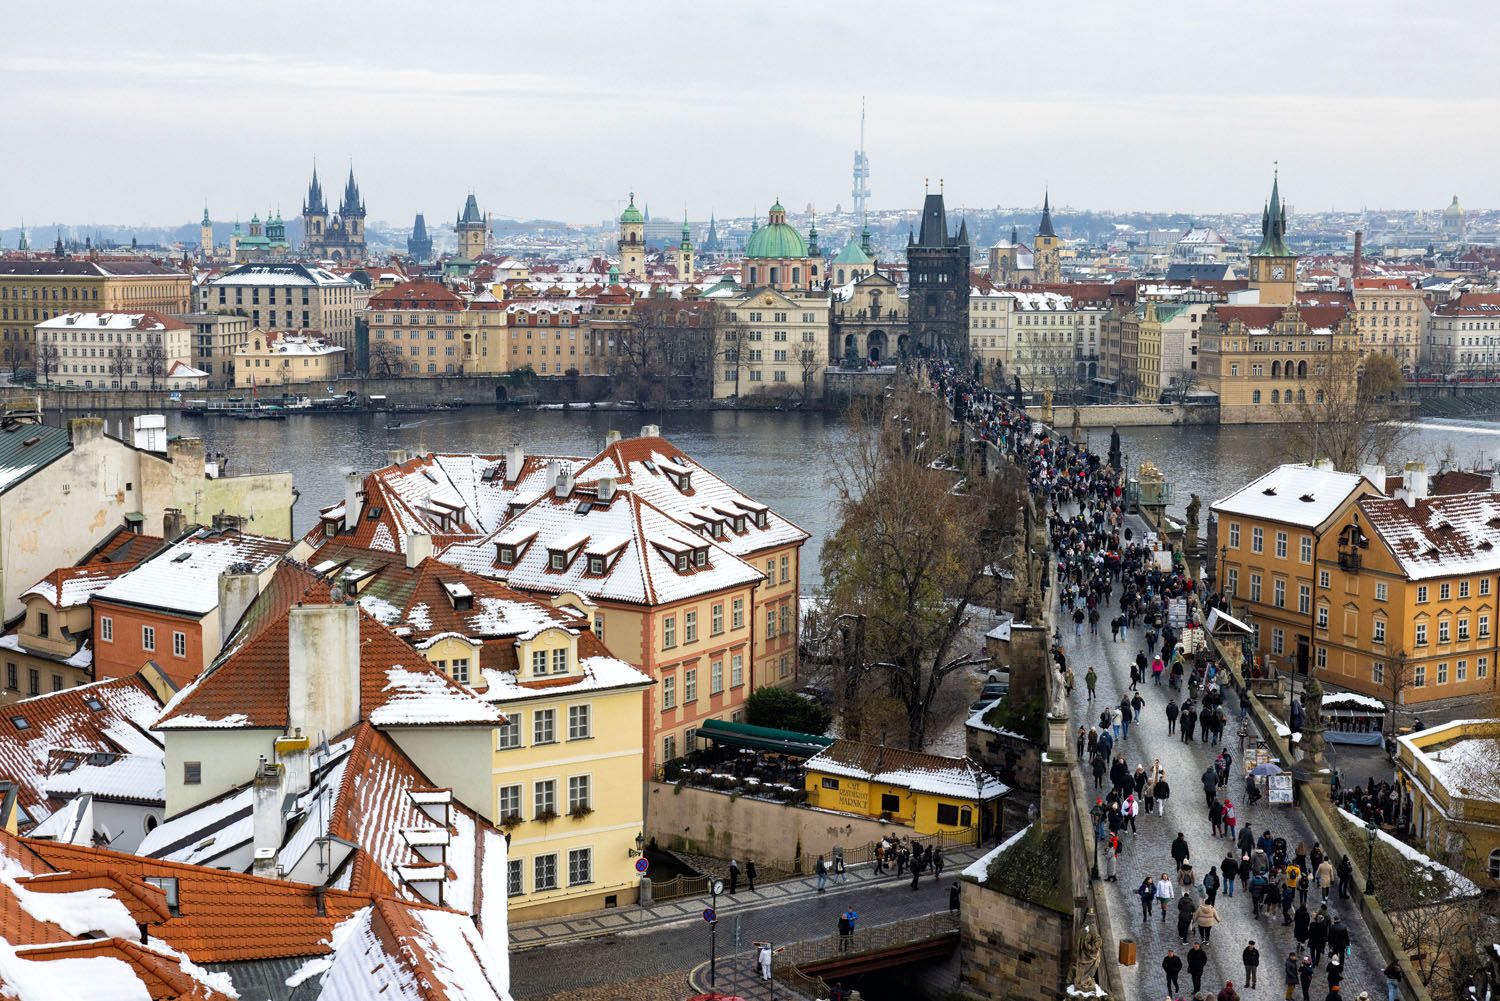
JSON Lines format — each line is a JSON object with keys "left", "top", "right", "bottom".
{"left": 1210, "top": 798, "right": 1225, "bottom": 838}
{"left": 746, "top": 859, "right": 758, "bottom": 891}
{"left": 758, "top": 942, "right": 774, "bottom": 982}
{"left": 815, "top": 854, "right": 828, "bottom": 892}
{"left": 1188, "top": 942, "right": 1209, "bottom": 994}
{"left": 833, "top": 846, "right": 847, "bottom": 884}
{"left": 1177, "top": 891, "right": 1197, "bottom": 944}
{"left": 1155, "top": 773, "right": 1171, "bottom": 817}
{"left": 1299, "top": 956, "right": 1316, "bottom": 1001}
{"left": 1166, "top": 697, "right": 1180, "bottom": 735}
{"left": 909, "top": 847, "right": 924, "bottom": 890}
{"left": 1219, "top": 981, "right": 1241, "bottom": 1001}
{"left": 1202, "top": 765, "right": 1220, "bottom": 809}
{"left": 1308, "top": 911, "right": 1329, "bottom": 966}
{"left": 1065, "top": 668, "right": 1076, "bottom": 696}
{"left": 1163, "top": 949, "right": 1183, "bottom": 996}
{"left": 933, "top": 847, "right": 945, "bottom": 879}
{"left": 1294, "top": 903, "right": 1310, "bottom": 951}
{"left": 1243, "top": 940, "right": 1261, "bottom": 989}
{"left": 728, "top": 859, "right": 740, "bottom": 895}
{"left": 1195, "top": 898, "right": 1221, "bottom": 943}
{"left": 1327, "top": 917, "right": 1350, "bottom": 966}
{"left": 1132, "top": 692, "right": 1145, "bottom": 723}
{"left": 1284, "top": 952, "right": 1301, "bottom": 1001}
{"left": 1336, "top": 856, "right": 1354, "bottom": 900}
{"left": 1316, "top": 857, "right": 1335, "bottom": 904}
{"left": 1139, "top": 877, "right": 1157, "bottom": 921}
{"left": 1222, "top": 851, "right": 1239, "bottom": 898}
{"left": 1074, "top": 606, "right": 1085, "bottom": 637}
{"left": 949, "top": 882, "right": 960, "bottom": 912}
{"left": 1155, "top": 871, "right": 1175, "bottom": 921}
{"left": 837, "top": 908, "right": 858, "bottom": 951}
{"left": 1223, "top": 799, "right": 1238, "bottom": 842}
{"left": 1085, "top": 666, "right": 1098, "bottom": 701}
{"left": 1383, "top": 960, "right": 1402, "bottom": 1001}
{"left": 1172, "top": 832, "right": 1191, "bottom": 869}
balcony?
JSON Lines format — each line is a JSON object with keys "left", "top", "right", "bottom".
{"left": 1337, "top": 549, "right": 1362, "bottom": 573}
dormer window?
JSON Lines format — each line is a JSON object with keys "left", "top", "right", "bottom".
{"left": 734, "top": 516, "right": 747, "bottom": 533}
{"left": 442, "top": 581, "right": 473, "bottom": 611}
{"left": 755, "top": 511, "right": 768, "bottom": 529}
{"left": 550, "top": 551, "right": 567, "bottom": 571}
{"left": 498, "top": 545, "right": 516, "bottom": 566}
{"left": 694, "top": 548, "right": 708, "bottom": 568}
{"left": 676, "top": 553, "right": 689, "bottom": 571}
{"left": 587, "top": 555, "right": 605, "bottom": 574}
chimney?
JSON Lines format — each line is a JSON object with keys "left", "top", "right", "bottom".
{"left": 342, "top": 470, "right": 363, "bottom": 530}
{"left": 274, "top": 729, "right": 311, "bottom": 796}
{"left": 217, "top": 568, "right": 261, "bottom": 648}
{"left": 1360, "top": 464, "right": 1388, "bottom": 494}
{"left": 505, "top": 443, "right": 525, "bottom": 484}
{"left": 251, "top": 757, "right": 283, "bottom": 879}
{"left": 597, "top": 475, "right": 616, "bottom": 502}
{"left": 1311, "top": 458, "right": 1334, "bottom": 471}
{"left": 287, "top": 603, "right": 361, "bottom": 743}
{"left": 1352, "top": 230, "right": 1364, "bottom": 282}
{"left": 67, "top": 417, "right": 104, "bottom": 447}
{"left": 387, "top": 448, "right": 408, "bottom": 466}
{"left": 556, "top": 465, "right": 574, "bottom": 499}
{"left": 162, "top": 508, "right": 187, "bottom": 540}
{"left": 605, "top": 430, "right": 622, "bottom": 447}
{"left": 1399, "top": 461, "right": 1429, "bottom": 507}
{"left": 406, "top": 531, "right": 433, "bottom": 569}
{"left": 641, "top": 424, "right": 660, "bottom": 439}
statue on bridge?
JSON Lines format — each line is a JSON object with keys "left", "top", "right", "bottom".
{"left": 1068, "top": 908, "right": 1104, "bottom": 994}
{"left": 1186, "top": 493, "right": 1202, "bottom": 532}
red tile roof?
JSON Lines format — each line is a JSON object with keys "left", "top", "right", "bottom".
{"left": 13, "top": 938, "right": 232, "bottom": 1000}
{"left": 368, "top": 281, "right": 465, "bottom": 310}
{"left": 1211, "top": 305, "right": 1285, "bottom": 328}
{"left": 1297, "top": 304, "right": 1352, "bottom": 331}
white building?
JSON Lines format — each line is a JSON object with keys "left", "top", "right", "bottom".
{"left": 1422, "top": 292, "right": 1500, "bottom": 375}
{"left": 35, "top": 311, "right": 191, "bottom": 389}
{"left": 199, "top": 263, "right": 367, "bottom": 369}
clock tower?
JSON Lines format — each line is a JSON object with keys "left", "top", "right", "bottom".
{"left": 1249, "top": 171, "right": 1297, "bottom": 305}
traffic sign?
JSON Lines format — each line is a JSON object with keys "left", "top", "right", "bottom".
{"left": 635, "top": 858, "right": 649, "bottom": 874}
{"left": 702, "top": 907, "right": 716, "bottom": 924}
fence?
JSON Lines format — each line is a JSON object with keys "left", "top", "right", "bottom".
{"left": 773, "top": 912, "right": 961, "bottom": 999}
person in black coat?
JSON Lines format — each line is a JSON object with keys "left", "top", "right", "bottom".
{"left": 1166, "top": 698, "right": 1180, "bottom": 734}
{"left": 1162, "top": 949, "right": 1183, "bottom": 995}
{"left": 1308, "top": 911, "right": 1329, "bottom": 965}
{"left": 1172, "top": 832, "right": 1191, "bottom": 868}
{"left": 1155, "top": 776, "right": 1171, "bottom": 817}
{"left": 1187, "top": 942, "right": 1209, "bottom": 994}
{"left": 1327, "top": 917, "right": 1350, "bottom": 964}
{"left": 1294, "top": 903, "right": 1310, "bottom": 946}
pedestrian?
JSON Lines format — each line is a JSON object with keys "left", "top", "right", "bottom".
{"left": 1280, "top": 881, "right": 1295, "bottom": 926}
{"left": 1188, "top": 942, "right": 1209, "bottom": 993}
{"left": 896, "top": 843, "right": 908, "bottom": 877}
{"left": 1085, "top": 666, "right": 1098, "bottom": 700}
{"left": 1166, "top": 698, "right": 1180, "bottom": 734}
{"left": 1294, "top": 903, "right": 1310, "bottom": 948}
{"left": 1074, "top": 606, "right": 1085, "bottom": 636}
{"left": 1243, "top": 940, "right": 1261, "bottom": 989}
{"left": 1300, "top": 956, "right": 1315, "bottom": 1001}
{"left": 874, "top": 840, "right": 887, "bottom": 875}
{"left": 728, "top": 858, "right": 740, "bottom": 895}
{"left": 1222, "top": 851, "right": 1239, "bottom": 898}
{"left": 1132, "top": 692, "right": 1145, "bottom": 723}
{"left": 1172, "top": 832, "right": 1191, "bottom": 869}
{"left": 1327, "top": 955, "right": 1344, "bottom": 991}
{"left": 1308, "top": 911, "right": 1328, "bottom": 966}
{"left": 758, "top": 943, "right": 773, "bottom": 982}
{"left": 909, "top": 848, "right": 923, "bottom": 890}
{"left": 1076, "top": 726, "right": 1086, "bottom": 760}
{"left": 933, "top": 847, "right": 945, "bottom": 878}
{"left": 1383, "top": 960, "right": 1402, "bottom": 1001}
{"left": 1202, "top": 765, "right": 1219, "bottom": 809}
{"left": 1163, "top": 949, "right": 1183, "bottom": 996}
{"left": 1249, "top": 871, "right": 1267, "bottom": 918}
{"left": 1316, "top": 857, "right": 1335, "bottom": 904}
{"left": 1124, "top": 793, "right": 1139, "bottom": 834}
{"left": 1155, "top": 871, "right": 1175, "bottom": 921}
{"left": 1284, "top": 952, "right": 1300, "bottom": 1001}
{"left": 1177, "top": 892, "right": 1197, "bottom": 943}
{"left": 1130, "top": 662, "right": 1141, "bottom": 690}
{"left": 1327, "top": 917, "right": 1350, "bottom": 965}
{"left": 1139, "top": 877, "right": 1157, "bottom": 920}
{"left": 1155, "top": 774, "right": 1171, "bottom": 817}
{"left": 1194, "top": 898, "right": 1221, "bottom": 943}
{"left": 1182, "top": 706, "right": 1198, "bottom": 742}
{"left": 1112, "top": 705, "right": 1124, "bottom": 740}
{"left": 1210, "top": 798, "right": 1225, "bottom": 838}
{"left": 815, "top": 854, "right": 828, "bottom": 892}
{"left": 834, "top": 846, "right": 847, "bottom": 884}
{"left": 746, "top": 859, "right": 758, "bottom": 891}
{"left": 949, "top": 882, "right": 960, "bottom": 912}
{"left": 1065, "top": 667, "right": 1076, "bottom": 696}
{"left": 1336, "top": 856, "right": 1353, "bottom": 900}
{"left": 1219, "top": 981, "right": 1241, "bottom": 1001}
{"left": 837, "top": 908, "right": 857, "bottom": 951}
{"left": 1203, "top": 864, "right": 1220, "bottom": 905}
{"left": 1223, "top": 799, "right": 1237, "bottom": 842}
{"left": 1105, "top": 832, "right": 1121, "bottom": 882}
{"left": 1092, "top": 753, "right": 1106, "bottom": 789}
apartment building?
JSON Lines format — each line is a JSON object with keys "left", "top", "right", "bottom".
{"left": 709, "top": 285, "right": 830, "bottom": 399}
{"left": 1423, "top": 292, "right": 1500, "bottom": 376}
{"left": 174, "top": 311, "right": 252, "bottom": 388}
{"left": 1198, "top": 302, "right": 1359, "bottom": 423}
{"left": 231, "top": 330, "right": 345, "bottom": 387}
{"left": 35, "top": 310, "right": 192, "bottom": 388}
{"left": 1352, "top": 278, "right": 1423, "bottom": 372}
{"left": 200, "top": 263, "right": 365, "bottom": 368}
{"left": 367, "top": 280, "right": 508, "bottom": 376}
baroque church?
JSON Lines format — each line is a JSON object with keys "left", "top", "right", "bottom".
{"left": 302, "top": 164, "right": 367, "bottom": 260}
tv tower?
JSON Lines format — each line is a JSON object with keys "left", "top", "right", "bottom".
{"left": 851, "top": 97, "right": 871, "bottom": 217}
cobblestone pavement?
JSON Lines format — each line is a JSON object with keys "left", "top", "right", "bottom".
{"left": 1064, "top": 583, "right": 1387, "bottom": 1000}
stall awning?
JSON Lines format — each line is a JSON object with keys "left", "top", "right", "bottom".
{"left": 698, "top": 718, "right": 834, "bottom": 757}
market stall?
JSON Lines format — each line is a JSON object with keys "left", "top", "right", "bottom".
{"left": 1321, "top": 692, "right": 1386, "bottom": 745}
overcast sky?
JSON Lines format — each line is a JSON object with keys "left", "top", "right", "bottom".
{"left": 7, "top": 1, "right": 1493, "bottom": 228}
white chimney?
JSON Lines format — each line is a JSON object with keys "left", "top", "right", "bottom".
{"left": 287, "top": 603, "right": 361, "bottom": 743}
{"left": 505, "top": 443, "right": 525, "bottom": 484}
{"left": 406, "top": 531, "right": 433, "bottom": 569}
{"left": 343, "top": 470, "right": 363, "bottom": 530}
{"left": 132, "top": 414, "right": 167, "bottom": 454}
{"left": 556, "top": 465, "right": 574, "bottom": 499}
{"left": 217, "top": 569, "right": 261, "bottom": 648}
{"left": 387, "top": 448, "right": 408, "bottom": 466}
{"left": 1361, "top": 464, "right": 1388, "bottom": 494}
{"left": 605, "top": 430, "right": 622, "bottom": 446}
{"left": 1491, "top": 460, "right": 1500, "bottom": 494}
{"left": 1399, "top": 461, "right": 1429, "bottom": 508}
{"left": 597, "top": 476, "right": 616, "bottom": 502}
{"left": 641, "top": 424, "right": 660, "bottom": 438}
{"left": 251, "top": 758, "right": 283, "bottom": 879}
{"left": 275, "top": 730, "right": 311, "bottom": 796}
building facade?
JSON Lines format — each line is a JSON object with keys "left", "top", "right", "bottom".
{"left": 302, "top": 165, "right": 367, "bottom": 260}
{"left": 35, "top": 310, "right": 192, "bottom": 389}
{"left": 1423, "top": 293, "right": 1500, "bottom": 376}
{"left": 1353, "top": 278, "right": 1423, "bottom": 372}
{"left": 1033, "top": 194, "right": 1061, "bottom": 285}
{"left": 174, "top": 311, "right": 253, "bottom": 388}
{"left": 906, "top": 191, "right": 971, "bottom": 358}
{"left": 713, "top": 286, "right": 830, "bottom": 398}
{"left": 833, "top": 271, "right": 904, "bottom": 365}
{"left": 1397, "top": 719, "right": 1500, "bottom": 888}
{"left": 200, "top": 262, "right": 365, "bottom": 367}
{"left": 367, "top": 281, "right": 507, "bottom": 376}
{"left": 1198, "top": 301, "right": 1358, "bottom": 423}
{"left": 232, "top": 331, "right": 346, "bottom": 387}
{"left": 456, "top": 195, "right": 486, "bottom": 261}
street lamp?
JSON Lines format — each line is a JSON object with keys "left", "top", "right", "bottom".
{"left": 708, "top": 877, "right": 724, "bottom": 987}
{"left": 1217, "top": 546, "right": 1228, "bottom": 595}
{"left": 1364, "top": 822, "right": 1378, "bottom": 896}
{"left": 629, "top": 832, "right": 645, "bottom": 858}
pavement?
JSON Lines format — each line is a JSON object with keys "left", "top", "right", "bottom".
{"left": 508, "top": 847, "right": 983, "bottom": 998}
{"left": 1062, "top": 543, "right": 1388, "bottom": 1001}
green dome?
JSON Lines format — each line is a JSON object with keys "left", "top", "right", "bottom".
{"left": 620, "top": 194, "right": 643, "bottom": 225}
{"left": 745, "top": 221, "right": 807, "bottom": 259}
{"left": 833, "top": 237, "right": 873, "bottom": 265}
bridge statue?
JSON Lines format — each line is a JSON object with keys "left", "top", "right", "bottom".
{"left": 1068, "top": 911, "right": 1104, "bottom": 996}
{"left": 1185, "top": 493, "right": 1202, "bottom": 532}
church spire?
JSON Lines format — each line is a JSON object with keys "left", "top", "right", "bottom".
{"left": 1036, "top": 190, "right": 1056, "bottom": 238}
{"left": 1252, "top": 167, "right": 1294, "bottom": 258}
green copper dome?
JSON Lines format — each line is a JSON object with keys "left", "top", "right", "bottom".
{"left": 620, "top": 193, "right": 643, "bottom": 225}
{"left": 833, "top": 237, "right": 873, "bottom": 265}
{"left": 745, "top": 201, "right": 806, "bottom": 259}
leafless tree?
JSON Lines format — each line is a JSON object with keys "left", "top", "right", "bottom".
{"left": 107, "top": 348, "right": 128, "bottom": 389}
{"left": 1284, "top": 348, "right": 1412, "bottom": 471}
{"left": 36, "top": 343, "right": 59, "bottom": 385}
{"left": 613, "top": 299, "right": 722, "bottom": 405}
{"left": 371, "top": 340, "right": 402, "bottom": 377}
{"left": 143, "top": 339, "right": 167, "bottom": 390}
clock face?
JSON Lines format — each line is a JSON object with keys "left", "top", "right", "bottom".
{"left": 1270, "top": 265, "right": 1286, "bottom": 280}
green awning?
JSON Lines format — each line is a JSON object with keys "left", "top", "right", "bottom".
{"left": 698, "top": 718, "right": 833, "bottom": 757}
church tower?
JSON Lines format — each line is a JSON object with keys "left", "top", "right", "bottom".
{"left": 408, "top": 213, "right": 433, "bottom": 262}
{"left": 905, "top": 182, "right": 971, "bottom": 358}
{"left": 455, "top": 194, "right": 486, "bottom": 260}
{"left": 339, "top": 167, "right": 366, "bottom": 249}
{"left": 1248, "top": 170, "right": 1297, "bottom": 305}
{"left": 302, "top": 165, "right": 328, "bottom": 251}
{"left": 199, "top": 207, "right": 212, "bottom": 258}
{"left": 674, "top": 213, "right": 695, "bottom": 283}
{"left": 618, "top": 193, "right": 645, "bottom": 277}
{"left": 1033, "top": 191, "right": 1061, "bottom": 284}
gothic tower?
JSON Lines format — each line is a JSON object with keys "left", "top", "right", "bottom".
{"left": 302, "top": 165, "right": 328, "bottom": 250}
{"left": 455, "top": 194, "right": 485, "bottom": 260}
{"left": 339, "top": 167, "right": 366, "bottom": 248}
{"left": 1033, "top": 191, "right": 1061, "bottom": 284}
{"left": 200, "top": 206, "right": 213, "bottom": 258}
{"left": 674, "top": 213, "right": 695, "bottom": 283}
{"left": 618, "top": 193, "right": 645, "bottom": 277}
{"left": 1248, "top": 171, "right": 1297, "bottom": 306}
{"left": 409, "top": 213, "right": 433, "bottom": 262}
{"left": 905, "top": 184, "right": 971, "bottom": 359}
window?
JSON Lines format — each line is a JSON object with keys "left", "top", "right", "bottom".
{"left": 498, "top": 784, "right": 522, "bottom": 821}
{"left": 183, "top": 761, "right": 202, "bottom": 785}
{"left": 1271, "top": 628, "right": 1284, "bottom": 655}
{"left": 1228, "top": 522, "right": 1240, "bottom": 548}
{"left": 1459, "top": 580, "right": 1471, "bottom": 598}
{"left": 568, "top": 848, "right": 592, "bottom": 886}
{"left": 663, "top": 734, "right": 677, "bottom": 761}
{"left": 142, "top": 625, "right": 156, "bottom": 651}
{"left": 1373, "top": 619, "right": 1386, "bottom": 644}
{"left": 1298, "top": 584, "right": 1311, "bottom": 614}
{"left": 1375, "top": 582, "right": 1388, "bottom": 601}
{"left": 1300, "top": 536, "right": 1312, "bottom": 563}
{"left": 936, "top": 803, "right": 961, "bottom": 826}
{"left": 780, "top": 654, "right": 790, "bottom": 678}
{"left": 27, "top": 670, "right": 38, "bottom": 696}
{"left": 766, "top": 611, "right": 776, "bottom": 640}
{"left": 1226, "top": 568, "right": 1238, "bottom": 597}
{"left": 684, "top": 668, "right": 698, "bottom": 703}
{"left": 1315, "top": 646, "right": 1327, "bottom": 668}
{"left": 1480, "top": 614, "right": 1491, "bottom": 638}
{"left": 821, "top": 777, "right": 840, "bottom": 790}
{"left": 710, "top": 659, "right": 724, "bottom": 694}
{"left": 684, "top": 610, "right": 698, "bottom": 644}
{"left": 881, "top": 793, "right": 901, "bottom": 814}
{"left": 1250, "top": 574, "right": 1262, "bottom": 602}
{"left": 552, "top": 648, "right": 568, "bottom": 674}
{"left": 662, "top": 675, "right": 676, "bottom": 709}
{"left": 1489, "top": 849, "right": 1500, "bottom": 881}
{"left": 1439, "top": 620, "right": 1451, "bottom": 644}
{"left": 765, "top": 559, "right": 774, "bottom": 585}
{"left": 498, "top": 714, "right": 522, "bottom": 749}
{"left": 729, "top": 653, "right": 744, "bottom": 688}
{"left": 593, "top": 613, "right": 604, "bottom": 640}
{"left": 1483, "top": 578, "right": 1492, "bottom": 597}
{"left": 780, "top": 555, "right": 789, "bottom": 583}
{"left": 532, "top": 650, "right": 547, "bottom": 676}
{"left": 1273, "top": 579, "right": 1285, "bottom": 608}
{"left": 568, "top": 704, "right": 591, "bottom": 740}
{"left": 1251, "top": 527, "right": 1264, "bottom": 553}
{"left": 1480, "top": 656, "right": 1489, "bottom": 678}
{"left": 711, "top": 603, "right": 724, "bottom": 635}
{"left": 1437, "top": 662, "right": 1449, "bottom": 685}
{"left": 663, "top": 616, "right": 676, "bottom": 649}
{"left": 533, "top": 708, "right": 556, "bottom": 745}
{"left": 99, "top": 616, "right": 112, "bottom": 642}
{"left": 1275, "top": 532, "right": 1288, "bottom": 559}
{"left": 1415, "top": 622, "right": 1427, "bottom": 646}
{"left": 534, "top": 780, "right": 556, "bottom": 818}
{"left": 1440, "top": 582, "right": 1452, "bottom": 601}
{"left": 732, "top": 598, "right": 744, "bottom": 630}
{"left": 1319, "top": 569, "right": 1331, "bottom": 589}
{"left": 1459, "top": 619, "right": 1470, "bottom": 641}
{"left": 172, "top": 631, "right": 186, "bottom": 658}
{"left": 143, "top": 876, "right": 179, "bottom": 916}
{"left": 451, "top": 658, "right": 470, "bottom": 684}
{"left": 780, "top": 605, "right": 790, "bottom": 636}
{"left": 1417, "top": 585, "right": 1429, "bottom": 603}
{"left": 1317, "top": 605, "right": 1329, "bottom": 630}
{"left": 37, "top": 612, "right": 48, "bottom": 638}
{"left": 534, "top": 853, "right": 558, "bottom": 891}
{"left": 507, "top": 859, "right": 524, "bottom": 897}
{"left": 568, "top": 775, "right": 591, "bottom": 813}
{"left": 1457, "top": 659, "right": 1468, "bottom": 682}
{"left": 1372, "top": 661, "right": 1385, "bottom": 685}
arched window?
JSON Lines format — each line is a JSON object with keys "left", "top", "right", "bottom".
{"left": 1298, "top": 389, "right": 1306, "bottom": 403}
{"left": 1297, "top": 360, "right": 1307, "bottom": 379}
{"left": 792, "top": 267, "right": 801, "bottom": 286}
{"left": 1271, "top": 361, "right": 1281, "bottom": 378}
{"left": 769, "top": 267, "right": 780, "bottom": 285}
{"left": 1253, "top": 390, "right": 1262, "bottom": 404}
{"left": 749, "top": 267, "right": 758, "bottom": 285}
{"left": 1489, "top": 848, "right": 1500, "bottom": 879}
{"left": 1271, "top": 389, "right": 1279, "bottom": 404}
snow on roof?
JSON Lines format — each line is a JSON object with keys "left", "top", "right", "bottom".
{"left": 1336, "top": 806, "right": 1480, "bottom": 898}
{"left": 1321, "top": 692, "right": 1386, "bottom": 711}
{"left": 1399, "top": 719, "right": 1500, "bottom": 803}
{"left": 1358, "top": 491, "right": 1500, "bottom": 580}
{"left": 35, "top": 311, "right": 189, "bottom": 333}
{"left": 960, "top": 823, "right": 1031, "bottom": 882}
{"left": 1211, "top": 463, "right": 1373, "bottom": 529}
{"left": 0, "top": 937, "right": 156, "bottom": 1001}
{"left": 480, "top": 654, "right": 652, "bottom": 703}
{"left": 0, "top": 868, "right": 140, "bottom": 940}
{"left": 806, "top": 740, "right": 1009, "bottom": 800}
{"left": 367, "top": 666, "right": 502, "bottom": 726}
{"left": 41, "top": 754, "right": 164, "bottom": 804}
{"left": 94, "top": 529, "right": 290, "bottom": 616}
{"left": 209, "top": 263, "right": 358, "bottom": 288}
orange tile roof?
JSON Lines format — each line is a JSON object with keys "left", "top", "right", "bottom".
{"left": 14, "top": 939, "right": 232, "bottom": 1000}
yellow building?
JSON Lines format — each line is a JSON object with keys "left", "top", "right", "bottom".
{"left": 1353, "top": 278, "right": 1423, "bottom": 372}
{"left": 232, "top": 330, "right": 345, "bottom": 387}
{"left": 803, "top": 739, "right": 1007, "bottom": 843}
{"left": 709, "top": 285, "right": 830, "bottom": 399}
{"left": 0, "top": 258, "right": 191, "bottom": 371}
{"left": 1198, "top": 300, "right": 1358, "bottom": 423}
{"left": 366, "top": 280, "right": 507, "bottom": 376}
{"left": 1396, "top": 719, "right": 1500, "bottom": 889}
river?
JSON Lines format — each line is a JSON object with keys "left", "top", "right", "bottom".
{"left": 61, "top": 407, "right": 1500, "bottom": 591}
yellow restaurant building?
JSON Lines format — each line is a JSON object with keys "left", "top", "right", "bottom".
{"left": 1396, "top": 718, "right": 1500, "bottom": 889}
{"left": 803, "top": 739, "right": 1008, "bottom": 844}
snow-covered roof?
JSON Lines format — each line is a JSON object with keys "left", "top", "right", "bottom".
{"left": 35, "top": 311, "right": 188, "bottom": 333}
{"left": 480, "top": 654, "right": 652, "bottom": 703}
{"left": 1321, "top": 692, "right": 1386, "bottom": 711}
{"left": 1358, "top": 491, "right": 1500, "bottom": 581}
{"left": 41, "top": 753, "right": 164, "bottom": 804}
{"left": 806, "top": 740, "right": 1009, "bottom": 801}
{"left": 1399, "top": 719, "right": 1500, "bottom": 804}
{"left": 94, "top": 529, "right": 290, "bottom": 616}
{"left": 1211, "top": 463, "right": 1374, "bottom": 529}
{"left": 208, "top": 263, "right": 358, "bottom": 288}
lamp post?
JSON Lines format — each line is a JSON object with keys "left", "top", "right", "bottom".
{"left": 708, "top": 878, "right": 724, "bottom": 987}
{"left": 1218, "top": 546, "right": 1228, "bottom": 596}
{"left": 1364, "top": 822, "right": 1377, "bottom": 896}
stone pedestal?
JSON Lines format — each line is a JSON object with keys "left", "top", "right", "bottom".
{"left": 638, "top": 877, "right": 653, "bottom": 906}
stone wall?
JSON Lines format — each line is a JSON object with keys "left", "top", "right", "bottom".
{"left": 967, "top": 725, "right": 1041, "bottom": 794}
{"left": 1025, "top": 402, "right": 1219, "bottom": 427}
{"left": 959, "top": 876, "right": 1072, "bottom": 1000}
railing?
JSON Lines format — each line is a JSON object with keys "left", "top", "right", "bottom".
{"left": 649, "top": 873, "right": 713, "bottom": 902}
{"left": 773, "top": 911, "right": 960, "bottom": 993}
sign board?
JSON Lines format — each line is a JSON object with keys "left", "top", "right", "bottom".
{"left": 1168, "top": 598, "right": 1188, "bottom": 630}
{"left": 635, "top": 858, "right": 649, "bottom": 874}
{"left": 1269, "top": 774, "right": 1293, "bottom": 805}
{"left": 702, "top": 907, "right": 717, "bottom": 924}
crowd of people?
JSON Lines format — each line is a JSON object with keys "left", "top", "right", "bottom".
{"left": 928, "top": 362, "right": 1390, "bottom": 1001}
